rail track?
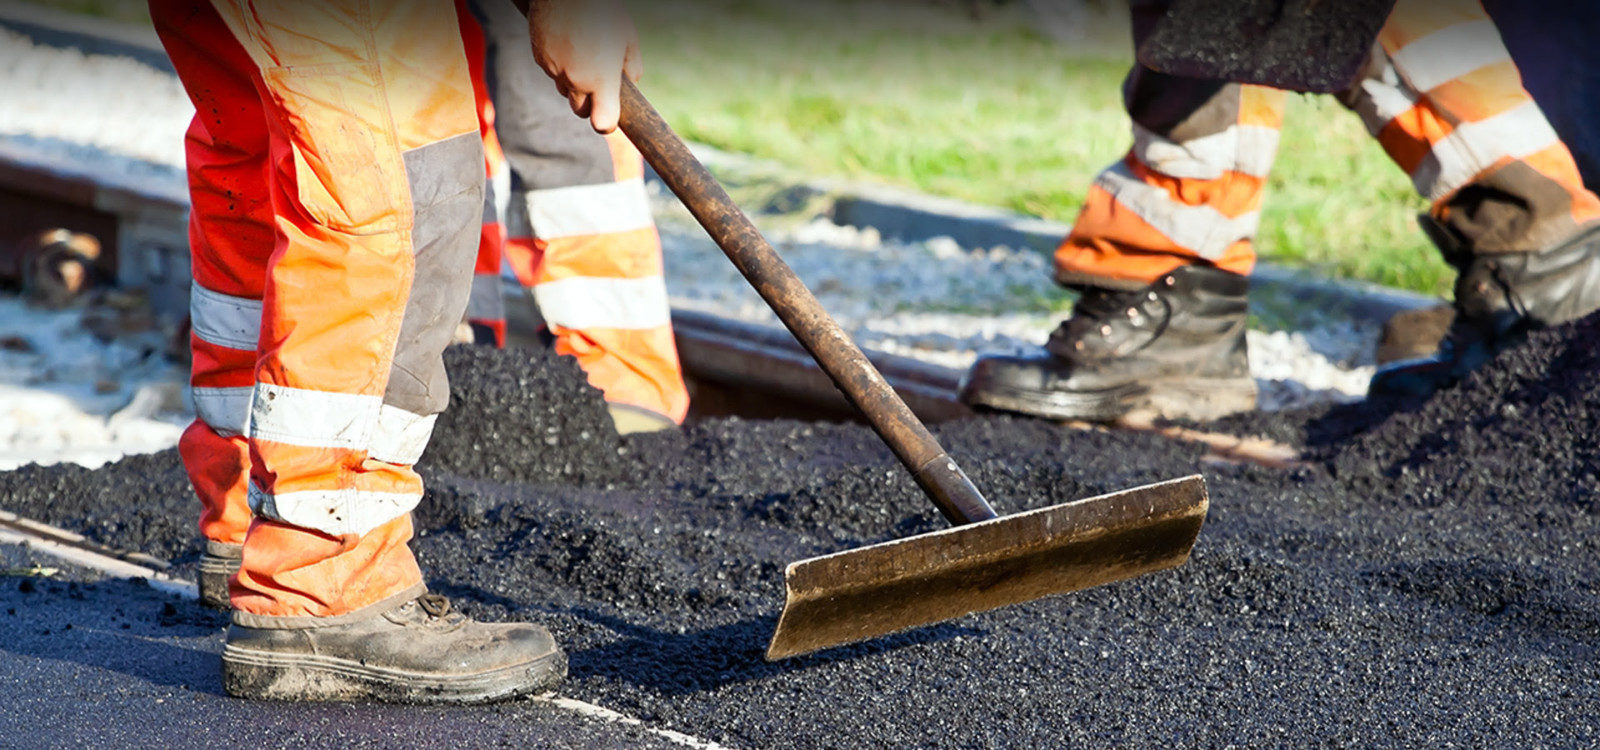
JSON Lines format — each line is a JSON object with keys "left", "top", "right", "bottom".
{"left": 0, "top": 134, "right": 1302, "bottom": 471}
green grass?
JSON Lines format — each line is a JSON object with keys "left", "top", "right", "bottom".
{"left": 22, "top": 0, "right": 1451, "bottom": 294}
{"left": 632, "top": 0, "right": 1447, "bottom": 294}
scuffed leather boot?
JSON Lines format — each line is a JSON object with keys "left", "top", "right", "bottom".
{"left": 1372, "top": 219, "right": 1600, "bottom": 397}
{"left": 222, "top": 593, "right": 566, "bottom": 704}
{"left": 960, "top": 264, "right": 1256, "bottom": 421}
{"left": 198, "top": 540, "right": 242, "bottom": 610}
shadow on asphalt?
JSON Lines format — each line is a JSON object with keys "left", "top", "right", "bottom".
{"left": 0, "top": 577, "right": 228, "bottom": 695}
{"left": 566, "top": 608, "right": 983, "bottom": 695}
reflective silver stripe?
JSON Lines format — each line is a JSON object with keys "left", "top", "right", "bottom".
{"left": 1351, "top": 59, "right": 1421, "bottom": 137}
{"left": 1131, "top": 123, "right": 1280, "bottom": 180}
{"left": 1414, "top": 101, "right": 1560, "bottom": 201}
{"left": 248, "top": 484, "right": 421, "bottom": 538}
{"left": 192, "top": 386, "right": 253, "bottom": 437}
{"left": 532, "top": 275, "right": 673, "bottom": 330}
{"left": 190, "top": 284, "right": 262, "bottom": 351}
{"left": 250, "top": 383, "right": 380, "bottom": 450}
{"left": 1389, "top": 20, "right": 1509, "bottom": 94}
{"left": 368, "top": 404, "right": 436, "bottom": 466}
{"left": 525, "top": 177, "right": 653, "bottom": 239}
{"left": 491, "top": 167, "right": 512, "bottom": 225}
{"left": 1096, "top": 163, "right": 1260, "bottom": 260}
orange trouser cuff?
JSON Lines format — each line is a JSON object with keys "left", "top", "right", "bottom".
{"left": 231, "top": 514, "right": 424, "bottom": 618}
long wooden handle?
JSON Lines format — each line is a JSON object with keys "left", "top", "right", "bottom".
{"left": 617, "top": 80, "right": 996, "bottom": 525}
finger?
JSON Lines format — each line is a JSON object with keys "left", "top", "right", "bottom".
{"left": 589, "top": 68, "right": 623, "bottom": 133}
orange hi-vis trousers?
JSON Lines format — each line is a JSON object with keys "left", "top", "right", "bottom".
{"left": 466, "top": 0, "right": 689, "bottom": 425}
{"left": 1057, "top": 0, "right": 1600, "bottom": 291}
{"left": 155, "top": 0, "right": 484, "bottom": 621}
{"left": 458, "top": 0, "right": 510, "bottom": 347}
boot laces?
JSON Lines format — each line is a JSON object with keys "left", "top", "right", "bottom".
{"left": 417, "top": 594, "right": 452, "bottom": 619}
{"left": 1051, "top": 285, "right": 1149, "bottom": 350}
{"left": 1071, "top": 286, "right": 1141, "bottom": 320}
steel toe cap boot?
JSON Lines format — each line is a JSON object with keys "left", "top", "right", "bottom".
{"left": 223, "top": 593, "right": 566, "bottom": 704}
{"left": 960, "top": 264, "right": 1256, "bottom": 422}
{"left": 1372, "top": 221, "right": 1600, "bottom": 397}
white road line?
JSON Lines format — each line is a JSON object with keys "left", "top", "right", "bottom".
{"left": 541, "top": 697, "right": 738, "bottom": 750}
{"left": 0, "top": 517, "right": 734, "bottom": 749}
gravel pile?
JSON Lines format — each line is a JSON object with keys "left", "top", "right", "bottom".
{"left": 2, "top": 320, "right": 1595, "bottom": 745}
{"left": 0, "top": 296, "right": 188, "bottom": 470}
{"left": 0, "top": 27, "right": 190, "bottom": 176}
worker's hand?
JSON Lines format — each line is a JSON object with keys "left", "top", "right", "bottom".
{"left": 528, "top": 0, "right": 641, "bottom": 134}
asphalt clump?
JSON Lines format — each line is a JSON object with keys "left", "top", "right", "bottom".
{"left": 2, "top": 330, "right": 1598, "bottom": 746}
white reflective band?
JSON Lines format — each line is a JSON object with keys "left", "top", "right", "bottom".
{"left": 532, "top": 275, "right": 673, "bottom": 331}
{"left": 190, "top": 284, "right": 262, "bottom": 351}
{"left": 249, "top": 484, "right": 420, "bottom": 538}
{"left": 491, "top": 166, "right": 512, "bottom": 227}
{"left": 1353, "top": 60, "right": 1421, "bottom": 136}
{"left": 1131, "top": 123, "right": 1280, "bottom": 180}
{"left": 1414, "top": 101, "right": 1560, "bottom": 201}
{"left": 1390, "top": 20, "right": 1510, "bottom": 94}
{"left": 525, "top": 177, "right": 654, "bottom": 239}
{"left": 1097, "top": 163, "right": 1260, "bottom": 260}
{"left": 250, "top": 383, "right": 381, "bottom": 450}
{"left": 193, "top": 386, "right": 253, "bottom": 437}
{"left": 368, "top": 405, "right": 436, "bottom": 466}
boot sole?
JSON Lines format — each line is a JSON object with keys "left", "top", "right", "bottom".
{"left": 962, "top": 377, "right": 1256, "bottom": 422}
{"left": 960, "top": 380, "right": 1147, "bottom": 422}
{"left": 221, "top": 643, "right": 567, "bottom": 705}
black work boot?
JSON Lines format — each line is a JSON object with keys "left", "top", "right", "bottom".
{"left": 1371, "top": 219, "right": 1600, "bottom": 397}
{"left": 222, "top": 592, "right": 566, "bottom": 704}
{"left": 198, "top": 540, "right": 242, "bottom": 610}
{"left": 960, "top": 264, "right": 1256, "bottom": 421}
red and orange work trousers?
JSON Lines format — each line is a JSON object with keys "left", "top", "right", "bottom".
{"left": 155, "top": 0, "right": 485, "bottom": 621}
{"left": 463, "top": 0, "right": 689, "bottom": 425}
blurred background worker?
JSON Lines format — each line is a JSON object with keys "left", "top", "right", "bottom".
{"left": 155, "top": 0, "right": 637, "bottom": 703}
{"left": 960, "top": 0, "right": 1600, "bottom": 422}
{"left": 461, "top": 0, "right": 689, "bottom": 435}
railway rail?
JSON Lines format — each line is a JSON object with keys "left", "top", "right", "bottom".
{"left": 0, "top": 133, "right": 1301, "bottom": 470}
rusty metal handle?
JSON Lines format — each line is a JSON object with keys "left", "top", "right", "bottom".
{"left": 617, "top": 80, "right": 997, "bottom": 526}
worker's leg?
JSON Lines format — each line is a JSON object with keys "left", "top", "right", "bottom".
{"left": 459, "top": 0, "right": 510, "bottom": 347}
{"left": 1344, "top": 0, "right": 1600, "bottom": 393}
{"left": 472, "top": 0, "right": 688, "bottom": 431}
{"left": 1052, "top": 2, "right": 1285, "bottom": 289}
{"left": 151, "top": 0, "right": 271, "bottom": 608}
{"left": 157, "top": 0, "right": 563, "bottom": 703}
{"left": 961, "top": 0, "right": 1271, "bottom": 422}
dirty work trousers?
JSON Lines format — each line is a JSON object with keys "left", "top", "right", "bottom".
{"left": 155, "top": 0, "right": 483, "bottom": 621}
{"left": 464, "top": 0, "right": 689, "bottom": 425}
{"left": 1056, "top": 0, "right": 1600, "bottom": 290}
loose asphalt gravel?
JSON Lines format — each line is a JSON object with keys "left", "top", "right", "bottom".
{"left": 3, "top": 317, "right": 1598, "bottom": 747}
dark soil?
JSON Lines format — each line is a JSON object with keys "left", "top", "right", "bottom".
{"left": 3, "top": 325, "right": 1598, "bottom": 747}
